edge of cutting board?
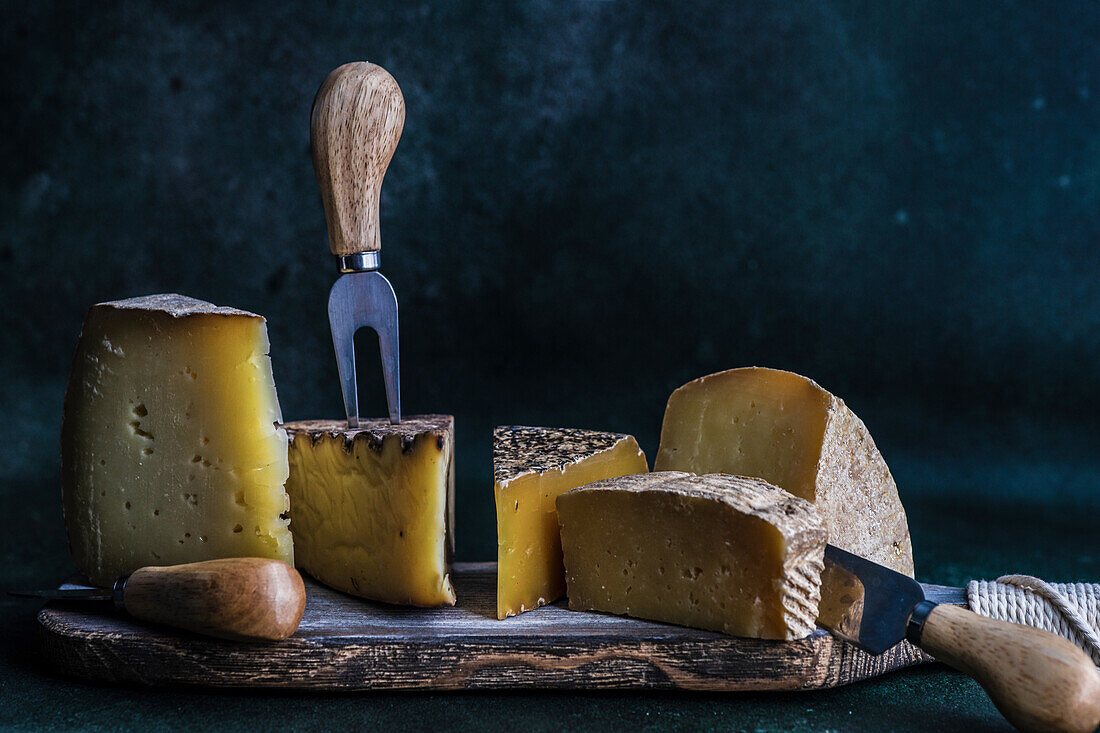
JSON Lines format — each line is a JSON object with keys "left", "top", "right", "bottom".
{"left": 36, "top": 562, "right": 932, "bottom": 691}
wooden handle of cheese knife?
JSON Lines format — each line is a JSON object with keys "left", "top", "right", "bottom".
{"left": 122, "top": 558, "right": 306, "bottom": 642}
{"left": 311, "top": 62, "right": 405, "bottom": 257}
{"left": 917, "top": 604, "right": 1100, "bottom": 732}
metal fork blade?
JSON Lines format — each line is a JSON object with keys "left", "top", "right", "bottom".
{"left": 328, "top": 271, "right": 401, "bottom": 426}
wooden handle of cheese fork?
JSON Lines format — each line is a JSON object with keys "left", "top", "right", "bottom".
{"left": 121, "top": 558, "right": 306, "bottom": 641}
{"left": 917, "top": 603, "right": 1100, "bottom": 732}
{"left": 311, "top": 62, "right": 405, "bottom": 257}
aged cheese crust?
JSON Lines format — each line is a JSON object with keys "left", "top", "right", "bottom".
{"left": 286, "top": 416, "right": 454, "bottom": 456}
{"left": 494, "top": 426, "right": 648, "bottom": 618}
{"left": 61, "top": 295, "right": 292, "bottom": 587}
{"left": 283, "top": 415, "right": 456, "bottom": 607}
{"left": 558, "top": 471, "right": 826, "bottom": 640}
{"left": 96, "top": 293, "right": 262, "bottom": 320}
{"left": 493, "top": 426, "right": 633, "bottom": 485}
{"left": 655, "top": 367, "right": 914, "bottom": 577}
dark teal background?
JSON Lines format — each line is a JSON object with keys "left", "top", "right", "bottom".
{"left": 2, "top": 1, "right": 1098, "bottom": 730}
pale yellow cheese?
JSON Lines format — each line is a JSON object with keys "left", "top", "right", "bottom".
{"left": 61, "top": 294, "right": 292, "bottom": 586}
{"left": 284, "top": 416, "right": 455, "bottom": 607}
{"left": 557, "top": 471, "right": 826, "bottom": 640}
{"left": 654, "top": 367, "right": 914, "bottom": 576}
{"left": 494, "top": 426, "right": 648, "bottom": 619}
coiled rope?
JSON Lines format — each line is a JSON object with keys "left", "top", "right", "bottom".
{"left": 967, "top": 575, "right": 1100, "bottom": 666}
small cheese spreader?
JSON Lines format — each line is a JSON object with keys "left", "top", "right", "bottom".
{"left": 9, "top": 558, "right": 306, "bottom": 642}
{"left": 311, "top": 62, "right": 404, "bottom": 427}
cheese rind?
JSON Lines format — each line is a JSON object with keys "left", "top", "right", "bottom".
{"left": 61, "top": 294, "right": 292, "bottom": 586}
{"left": 655, "top": 367, "right": 914, "bottom": 577}
{"left": 494, "top": 426, "right": 648, "bottom": 619}
{"left": 557, "top": 471, "right": 825, "bottom": 640}
{"left": 284, "top": 416, "right": 456, "bottom": 607}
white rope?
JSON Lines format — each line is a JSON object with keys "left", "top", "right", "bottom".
{"left": 967, "top": 575, "right": 1100, "bottom": 666}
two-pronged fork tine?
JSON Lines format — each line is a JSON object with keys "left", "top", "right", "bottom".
{"left": 328, "top": 270, "right": 400, "bottom": 427}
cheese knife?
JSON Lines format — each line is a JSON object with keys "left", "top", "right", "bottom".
{"left": 9, "top": 558, "right": 306, "bottom": 642}
{"left": 818, "top": 545, "right": 1100, "bottom": 733}
{"left": 311, "top": 62, "right": 404, "bottom": 427}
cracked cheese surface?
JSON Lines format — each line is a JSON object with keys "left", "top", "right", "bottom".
{"left": 655, "top": 367, "right": 914, "bottom": 577}
{"left": 493, "top": 426, "right": 648, "bottom": 619}
{"left": 284, "top": 416, "right": 456, "bottom": 607}
{"left": 557, "top": 471, "right": 826, "bottom": 640}
{"left": 61, "top": 294, "right": 292, "bottom": 587}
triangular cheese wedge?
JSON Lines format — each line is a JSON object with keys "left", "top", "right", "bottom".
{"left": 494, "top": 426, "right": 648, "bottom": 619}
{"left": 655, "top": 367, "right": 913, "bottom": 576}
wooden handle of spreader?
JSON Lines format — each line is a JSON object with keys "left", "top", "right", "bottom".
{"left": 122, "top": 558, "right": 306, "bottom": 642}
{"left": 310, "top": 62, "right": 405, "bottom": 257}
{"left": 918, "top": 604, "right": 1100, "bottom": 733}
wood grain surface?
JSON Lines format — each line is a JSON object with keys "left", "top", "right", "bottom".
{"left": 919, "top": 603, "right": 1100, "bottom": 733}
{"left": 310, "top": 62, "right": 404, "bottom": 257}
{"left": 38, "top": 563, "right": 931, "bottom": 691}
{"left": 123, "top": 558, "right": 306, "bottom": 642}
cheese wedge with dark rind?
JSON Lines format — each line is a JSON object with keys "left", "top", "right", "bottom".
{"left": 557, "top": 471, "right": 826, "bottom": 640}
{"left": 61, "top": 294, "right": 292, "bottom": 586}
{"left": 494, "top": 426, "right": 648, "bottom": 619}
{"left": 284, "top": 416, "right": 455, "bottom": 607}
{"left": 655, "top": 367, "right": 914, "bottom": 577}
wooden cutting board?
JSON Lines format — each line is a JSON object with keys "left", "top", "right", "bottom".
{"left": 37, "top": 562, "right": 933, "bottom": 691}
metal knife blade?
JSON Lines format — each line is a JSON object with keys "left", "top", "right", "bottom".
{"left": 817, "top": 544, "right": 930, "bottom": 654}
{"left": 8, "top": 587, "right": 113, "bottom": 602}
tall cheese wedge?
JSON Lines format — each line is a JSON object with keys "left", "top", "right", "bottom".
{"left": 655, "top": 367, "right": 913, "bottom": 576}
{"left": 61, "top": 294, "right": 292, "bottom": 586}
{"left": 557, "top": 471, "right": 826, "bottom": 640}
{"left": 494, "top": 426, "right": 648, "bottom": 619}
{"left": 284, "top": 416, "right": 455, "bottom": 607}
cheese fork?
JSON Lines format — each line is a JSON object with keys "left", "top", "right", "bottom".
{"left": 311, "top": 62, "right": 404, "bottom": 427}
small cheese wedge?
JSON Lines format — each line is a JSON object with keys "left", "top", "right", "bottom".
{"left": 557, "top": 471, "right": 826, "bottom": 640}
{"left": 655, "top": 367, "right": 914, "bottom": 577}
{"left": 61, "top": 294, "right": 292, "bottom": 586}
{"left": 283, "top": 416, "right": 455, "bottom": 607}
{"left": 494, "top": 426, "right": 648, "bottom": 619}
